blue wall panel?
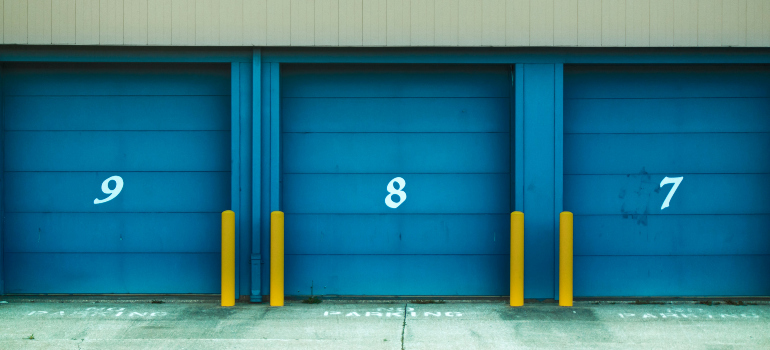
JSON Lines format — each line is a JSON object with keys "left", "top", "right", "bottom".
{"left": 5, "top": 131, "right": 229, "bottom": 171}
{"left": 281, "top": 64, "right": 512, "bottom": 296}
{"left": 284, "top": 133, "right": 509, "bottom": 174}
{"left": 282, "top": 64, "right": 510, "bottom": 98}
{"left": 574, "top": 215, "right": 770, "bottom": 256}
{"left": 565, "top": 134, "right": 770, "bottom": 174}
{"left": 2, "top": 63, "right": 231, "bottom": 294}
{"left": 261, "top": 47, "right": 770, "bottom": 65}
{"left": 4, "top": 46, "right": 770, "bottom": 65}
{"left": 574, "top": 256, "right": 770, "bottom": 297}
{"left": 3, "top": 63, "right": 229, "bottom": 95}
{"left": 285, "top": 214, "right": 509, "bottom": 255}
{"left": 566, "top": 174, "right": 770, "bottom": 215}
{"left": 6, "top": 213, "right": 220, "bottom": 253}
{"left": 564, "top": 64, "right": 770, "bottom": 99}
{"left": 6, "top": 172, "right": 228, "bottom": 213}
{"left": 6, "top": 50, "right": 765, "bottom": 298}
{"left": 564, "top": 64, "right": 770, "bottom": 297}
{"left": 519, "top": 64, "right": 560, "bottom": 299}
{"left": 284, "top": 174, "right": 509, "bottom": 214}
{"left": 5, "top": 96, "right": 229, "bottom": 131}
{"left": 565, "top": 98, "right": 770, "bottom": 134}
{"left": 285, "top": 255, "right": 508, "bottom": 296}
{"left": 5, "top": 253, "right": 219, "bottom": 294}
{"left": 284, "top": 98, "right": 510, "bottom": 132}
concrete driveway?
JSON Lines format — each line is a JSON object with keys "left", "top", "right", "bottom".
{"left": 0, "top": 298, "right": 768, "bottom": 349}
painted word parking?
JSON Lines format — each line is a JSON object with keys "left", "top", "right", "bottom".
{"left": 618, "top": 308, "right": 761, "bottom": 320}
{"left": 324, "top": 307, "right": 462, "bottom": 318}
{"left": 26, "top": 307, "right": 167, "bottom": 318}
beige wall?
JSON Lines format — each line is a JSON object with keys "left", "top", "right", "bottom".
{"left": 2, "top": 0, "right": 769, "bottom": 47}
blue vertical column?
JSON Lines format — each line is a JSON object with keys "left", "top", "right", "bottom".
{"left": 259, "top": 62, "right": 275, "bottom": 300}
{"left": 232, "top": 60, "right": 255, "bottom": 299}
{"left": 267, "top": 63, "right": 281, "bottom": 301}
{"left": 250, "top": 49, "right": 263, "bottom": 302}
{"left": 514, "top": 64, "right": 564, "bottom": 299}
{"left": 256, "top": 58, "right": 282, "bottom": 302}
{"left": 237, "top": 60, "right": 254, "bottom": 299}
{"left": 0, "top": 65, "right": 4, "bottom": 295}
{"left": 270, "top": 64, "right": 281, "bottom": 213}
{"left": 230, "top": 63, "right": 241, "bottom": 298}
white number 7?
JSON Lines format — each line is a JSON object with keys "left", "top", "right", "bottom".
{"left": 659, "top": 176, "right": 683, "bottom": 210}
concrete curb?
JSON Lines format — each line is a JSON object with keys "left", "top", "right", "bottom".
{"left": 2, "top": 295, "right": 769, "bottom": 305}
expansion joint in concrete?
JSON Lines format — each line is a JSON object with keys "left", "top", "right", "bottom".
{"left": 401, "top": 303, "right": 408, "bottom": 350}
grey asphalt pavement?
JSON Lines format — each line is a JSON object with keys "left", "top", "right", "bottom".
{"left": 0, "top": 298, "right": 768, "bottom": 349}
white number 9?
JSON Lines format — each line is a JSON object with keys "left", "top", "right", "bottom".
{"left": 94, "top": 176, "right": 124, "bottom": 204}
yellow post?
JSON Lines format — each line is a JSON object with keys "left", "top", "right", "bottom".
{"left": 221, "top": 210, "right": 235, "bottom": 307}
{"left": 559, "top": 211, "right": 573, "bottom": 307}
{"left": 270, "top": 211, "right": 285, "bottom": 307}
{"left": 510, "top": 211, "right": 524, "bottom": 306}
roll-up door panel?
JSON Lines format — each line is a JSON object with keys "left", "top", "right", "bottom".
{"left": 284, "top": 174, "right": 510, "bottom": 214}
{"left": 2, "top": 63, "right": 230, "bottom": 294}
{"left": 284, "top": 133, "right": 510, "bottom": 174}
{"left": 5, "top": 132, "right": 229, "bottom": 171}
{"left": 4, "top": 63, "right": 227, "bottom": 95}
{"left": 281, "top": 65, "right": 510, "bottom": 98}
{"left": 282, "top": 64, "right": 512, "bottom": 296}
{"left": 5, "top": 96, "right": 229, "bottom": 131}
{"left": 564, "top": 64, "right": 770, "bottom": 297}
{"left": 283, "top": 98, "right": 510, "bottom": 133}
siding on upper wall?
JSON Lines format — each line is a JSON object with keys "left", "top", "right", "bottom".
{"left": 1, "top": 0, "right": 769, "bottom": 46}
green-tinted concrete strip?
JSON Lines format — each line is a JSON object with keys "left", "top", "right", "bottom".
{"left": 0, "top": 300, "right": 768, "bottom": 349}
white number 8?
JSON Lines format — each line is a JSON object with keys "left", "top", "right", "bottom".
{"left": 385, "top": 177, "right": 406, "bottom": 209}
{"left": 94, "top": 176, "right": 124, "bottom": 204}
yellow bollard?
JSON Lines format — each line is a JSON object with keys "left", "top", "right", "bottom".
{"left": 270, "top": 211, "right": 285, "bottom": 307}
{"left": 510, "top": 212, "right": 524, "bottom": 306}
{"left": 559, "top": 211, "right": 573, "bottom": 307}
{"left": 221, "top": 210, "right": 235, "bottom": 307}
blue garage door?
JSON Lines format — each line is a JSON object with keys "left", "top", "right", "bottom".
{"left": 282, "top": 64, "right": 512, "bottom": 296}
{"left": 565, "top": 65, "right": 770, "bottom": 296}
{"left": 2, "top": 63, "right": 230, "bottom": 293}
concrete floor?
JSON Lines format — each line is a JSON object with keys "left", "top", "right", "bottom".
{"left": 0, "top": 298, "right": 768, "bottom": 349}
